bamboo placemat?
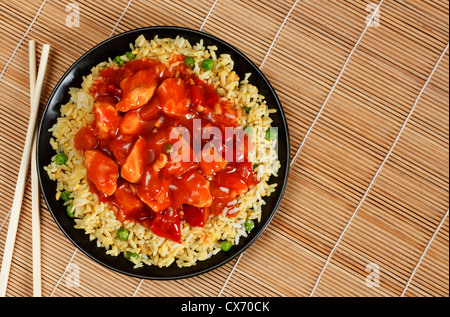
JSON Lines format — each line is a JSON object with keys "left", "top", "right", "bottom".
{"left": 0, "top": 0, "right": 448, "bottom": 297}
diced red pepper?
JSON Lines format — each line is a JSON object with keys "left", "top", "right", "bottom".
{"left": 150, "top": 207, "right": 182, "bottom": 243}
{"left": 190, "top": 85, "right": 205, "bottom": 107}
{"left": 183, "top": 205, "right": 209, "bottom": 227}
{"left": 105, "top": 83, "right": 122, "bottom": 100}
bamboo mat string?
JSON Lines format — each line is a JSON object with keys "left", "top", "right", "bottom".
{"left": 0, "top": 0, "right": 447, "bottom": 297}
{"left": 309, "top": 42, "right": 449, "bottom": 297}
{"left": 218, "top": 251, "right": 242, "bottom": 297}
{"left": 49, "top": 0, "right": 134, "bottom": 297}
{"left": 290, "top": 0, "right": 384, "bottom": 167}
{"left": 199, "top": 0, "right": 218, "bottom": 31}
{"left": 49, "top": 248, "right": 78, "bottom": 297}
{"left": 259, "top": 0, "right": 299, "bottom": 69}
{"left": 218, "top": 0, "right": 300, "bottom": 296}
{"left": 219, "top": 0, "right": 385, "bottom": 297}
{"left": 132, "top": 279, "right": 144, "bottom": 297}
{"left": 401, "top": 209, "right": 449, "bottom": 296}
{"left": 133, "top": 0, "right": 221, "bottom": 297}
{"left": 0, "top": 0, "right": 47, "bottom": 81}
{"left": 109, "top": 0, "right": 133, "bottom": 38}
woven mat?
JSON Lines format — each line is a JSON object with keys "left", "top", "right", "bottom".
{"left": 0, "top": 0, "right": 448, "bottom": 297}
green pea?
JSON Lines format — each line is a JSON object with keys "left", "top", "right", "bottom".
{"left": 243, "top": 106, "right": 251, "bottom": 113}
{"left": 117, "top": 228, "right": 129, "bottom": 241}
{"left": 265, "top": 128, "right": 277, "bottom": 141}
{"left": 61, "top": 191, "right": 71, "bottom": 202}
{"left": 126, "top": 252, "right": 140, "bottom": 262}
{"left": 163, "top": 143, "right": 173, "bottom": 154}
{"left": 201, "top": 59, "right": 214, "bottom": 70}
{"left": 243, "top": 126, "right": 252, "bottom": 136}
{"left": 66, "top": 204, "right": 74, "bottom": 218}
{"left": 55, "top": 153, "right": 68, "bottom": 165}
{"left": 184, "top": 56, "right": 195, "bottom": 68}
{"left": 244, "top": 219, "right": 255, "bottom": 232}
{"left": 220, "top": 240, "right": 232, "bottom": 252}
{"left": 125, "top": 51, "right": 135, "bottom": 60}
{"left": 113, "top": 55, "right": 125, "bottom": 66}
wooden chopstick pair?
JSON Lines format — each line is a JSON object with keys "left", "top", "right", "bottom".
{"left": 0, "top": 40, "right": 50, "bottom": 297}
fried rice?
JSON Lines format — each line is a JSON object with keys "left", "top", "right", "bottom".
{"left": 44, "top": 35, "right": 280, "bottom": 268}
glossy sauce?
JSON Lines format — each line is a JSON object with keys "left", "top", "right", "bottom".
{"left": 74, "top": 56, "right": 258, "bottom": 243}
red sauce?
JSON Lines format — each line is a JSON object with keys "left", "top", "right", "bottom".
{"left": 74, "top": 56, "right": 258, "bottom": 243}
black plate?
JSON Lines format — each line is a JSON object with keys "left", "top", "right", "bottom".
{"left": 37, "top": 26, "right": 290, "bottom": 280}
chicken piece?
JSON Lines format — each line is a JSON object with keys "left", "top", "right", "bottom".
{"left": 157, "top": 78, "right": 190, "bottom": 116}
{"left": 119, "top": 110, "right": 146, "bottom": 135}
{"left": 107, "top": 134, "right": 134, "bottom": 166}
{"left": 178, "top": 170, "right": 212, "bottom": 208}
{"left": 137, "top": 166, "right": 171, "bottom": 213}
{"left": 84, "top": 150, "right": 119, "bottom": 196}
{"left": 139, "top": 95, "right": 161, "bottom": 121}
{"left": 121, "top": 137, "right": 146, "bottom": 183}
{"left": 116, "top": 69, "right": 158, "bottom": 112}
{"left": 113, "top": 182, "right": 145, "bottom": 222}
{"left": 94, "top": 101, "right": 122, "bottom": 138}
{"left": 74, "top": 126, "right": 98, "bottom": 153}
{"left": 199, "top": 145, "right": 227, "bottom": 176}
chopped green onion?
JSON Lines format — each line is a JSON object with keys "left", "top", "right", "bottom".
{"left": 265, "top": 128, "right": 277, "bottom": 141}
{"left": 220, "top": 240, "right": 232, "bottom": 252}
{"left": 55, "top": 153, "right": 68, "bottom": 165}
{"left": 66, "top": 204, "right": 74, "bottom": 218}
{"left": 201, "top": 59, "right": 214, "bottom": 70}
{"left": 184, "top": 56, "right": 195, "bottom": 68}
{"left": 243, "top": 106, "right": 251, "bottom": 113}
{"left": 61, "top": 191, "right": 71, "bottom": 202}
{"left": 252, "top": 163, "right": 258, "bottom": 170}
{"left": 117, "top": 228, "right": 129, "bottom": 241}
{"left": 125, "top": 51, "right": 135, "bottom": 60}
{"left": 113, "top": 55, "right": 125, "bottom": 66}
{"left": 244, "top": 219, "right": 255, "bottom": 232}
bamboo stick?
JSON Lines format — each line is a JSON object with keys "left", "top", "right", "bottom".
{"left": 29, "top": 39, "right": 42, "bottom": 298}
{"left": 0, "top": 42, "right": 50, "bottom": 297}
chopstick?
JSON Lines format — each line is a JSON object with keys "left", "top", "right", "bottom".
{"left": 0, "top": 41, "right": 50, "bottom": 297}
{"left": 30, "top": 40, "right": 42, "bottom": 298}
